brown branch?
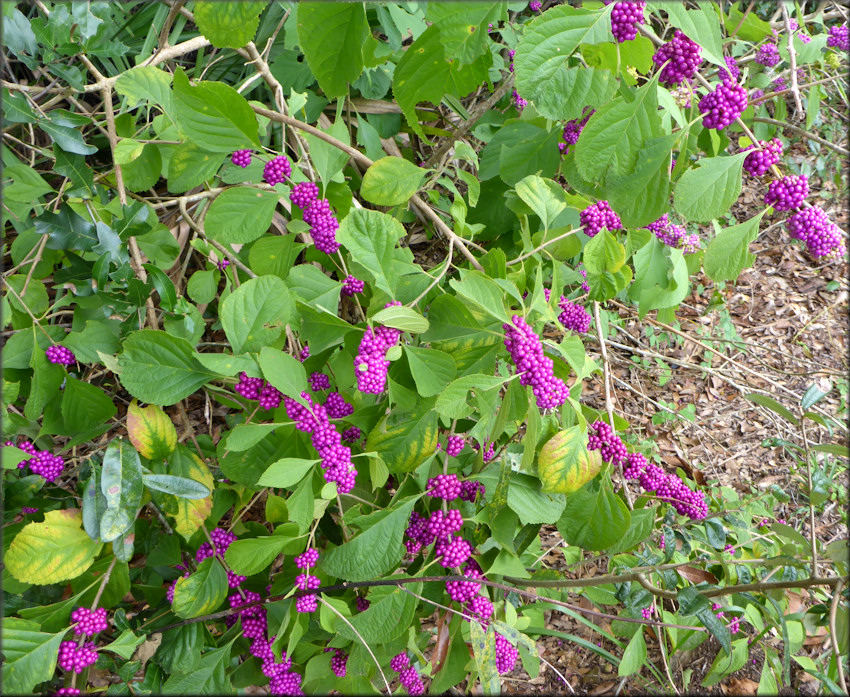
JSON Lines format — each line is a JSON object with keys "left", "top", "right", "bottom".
{"left": 781, "top": 3, "right": 804, "bottom": 116}
{"left": 829, "top": 579, "right": 848, "bottom": 694}
{"left": 751, "top": 116, "right": 850, "bottom": 156}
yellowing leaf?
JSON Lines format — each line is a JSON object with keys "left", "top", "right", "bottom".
{"left": 6, "top": 509, "right": 102, "bottom": 584}
{"left": 171, "top": 452, "right": 214, "bottom": 540}
{"left": 538, "top": 427, "right": 602, "bottom": 494}
{"left": 127, "top": 400, "right": 177, "bottom": 460}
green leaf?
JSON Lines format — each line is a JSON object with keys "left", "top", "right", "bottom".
{"left": 722, "top": 4, "right": 772, "bottom": 43}
{"left": 26, "top": 339, "right": 64, "bottom": 421}
{"left": 449, "top": 271, "right": 510, "bottom": 321}
{"left": 172, "top": 68, "right": 259, "bottom": 152}
{"left": 393, "top": 24, "right": 490, "bottom": 137}
{"left": 556, "top": 477, "right": 631, "bottom": 551}
{"left": 366, "top": 401, "right": 439, "bottom": 474}
{"left": 192, "top": 352, "right": 258, "bottom": 377}
{"left": 404, "top": 346, "right": 456, "bottom": 398}
{"left": 435, "top": 374, "right": 506, "bottom": 420}
{"left": 258, "top": 346, "right": 308, "bottom": 400}
{"left": 224, "top": 527, "right": 301, "bottom": 576}
{"left": 115, "top": 65, "right": 173, "bottom": 113}
{"left": 172, "top": 558, "right": 228, "bottom": 619}
{"left": 6, "top": 274, "right": 48, "bottom": 316}
{"left": 4, "top": 163, "right": 53, "bottom": 202}
{"left": 2, "top": 89, "right": 37, "bottom": 124}
{"left": 62, "top": 320, "right": 120, "bottom": 364}
{"left": 425, "top": 2, "right": 505, "bottom": 65}
{"left": 335, "top": 580, "right": 421, "bottom": 643}
{"left": 537, "top": 427, "right": 603, "bottom": 495}
{"left": 119, "top": 330, "right": 216, "bottom": 406}
{"left": 606, "top": 507, "right": 655, "bottom": 555}
{"left": 219, "top": 276, "right": 296, "bottom": 354}
{"left": 678, "top": 587, "right": 731, "bottom": 656}
{"left": 583, "top": 229, "right": 625, "bottom": 275}
{"left": 499, "top": 124, "right": 564, "bottom": 186}
{"left": 101, "top": 629, "right": 145, "bottom": 660}
{"left": 703, "top": 638, "right": 748, "bottom": 686}
{"left": 319, "top": 497, "right": 418, "bottom": 581}
{"left": 258, "top": 458, "right": 319, "bottom": 488}
{"left": 225, "top": 423, "right": 282, "bottom": 452}
{"left": 33, "top": 206, "right": 98, "bottom": 252}
{"left": 113, "top": 138, "right": 144, "bottom": 165}
{"left": 296, "top": 2, "right": 369, "bottom": 98}
{"left": 6, "top": 510, "right": 102, "bottom": 585}
{"left": 607, "top": 134, "right": 674, "bottom": 228}
{"left": 336, "top": 209, "right": 406, "bottom": 297}
{"left": 469, "top": 622, "right": 501, "bottom": 694}
{"left": 361, "top": 156, "right": 427, "bottom": 206}
{"left": 142, "top": 474, "right": 210, "bottom": 499}
{"left": 515, "top": 175, "right": 567, "bottom": 232}
{"left": 248, "top": 236, "right": 304, "bottom": 280}
{"left": 744, "top": 393, "right": 799, "bottom": 425}
{"left": 40, "top": 119, "right": 97, "bottom": 155}
{"left": 514, "top": 5, "right": 616, "bottom": 120}
{"left": 193, "top": 1, "right": 266, "bottom": 49}
{"left": 371, "top": 305, "right": 429, "bottom": 333}
{"left": 100, "top": 439, "right": 144, "bottom": 543}
{"left": 673, "top": 153, "right": 747, "bottom": 223}
{"left": 628, "top": 237, "right": 690, "bottom": 315}
{"left": 0, "top": 618, "right": 67, "bottom": 694}
{"left": 618, "top": 630, "right": 647, "bottom": 676}
{"left": 507, "top": 472, "right": 567, "bottom": 525}
{"left": 574, "top": 73, "right": 662, "bottom": 184}
{"left": 187, "top": 270, "right": 217, "bottom": 304}
{"left": 61, "top": 377, "right": 117, "bottom": 433}
{"left": 302, "top": 119, "right": 351, "bottom": 186}
{"left": 703, "top": 213, "right": 764, "bottom": 282}
{"left": 205, "top": 187, "right": 280, "bottom": 245}
{"left": 161, "top": 635, "right": 236, "bottom": 694}
{"left": 661, "top": 2, "right": 725, "bottom": 68}
{"left": 2, "top": 445, "right": 31, "bottom": 469}
{"left": 166, "top": 143, "right": 224, "bottom": 194}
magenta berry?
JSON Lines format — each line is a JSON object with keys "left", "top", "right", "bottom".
{"left": 217, "top": 258, "right": 230, "bottom": 271}
{"left": 529, "top": 0, "right": 542, "bottom": 11}
{"left": 609, "top": 1, "right": 646, "bottom": 43}
{"left": 356, "top": 596, "right": 370, "bottom": 612}
{"left": 560, "top": 107, "right": 594, "bottom": 155}
{"left": 580, "top": 199, "right": 622, "bottom": 238}
{"left": 22, "top": 506, "right": 38, "bottom": 514}
{"left": 324, "top": 392, "right": 353, "bottom": 419}
{"left": 45, "top": 345, "right": 76, "bottom": 365}
{"left": 755, "top": 42, "right": 781, "bottom": 67}
{"left": 495, "top": 632, "right": 519, "bottom": 673}
{"left": 699, "top": 80, "right": 748, "bottom": 130}
{"left": 227, "top": 570, "right": 247, "bottom": 588}
{"left": 295, "top": 547, "right": 319, "bottom": 569}
{"left": 58, "top": 640, "right": 98, "bottom": 673}
{"left": 827, "top": 24, "right": 849, "bottom": 51}
{"left": 71, "top": 606, "right": 108, "bottom": 636}
{"left": 446, "top": 435, "right": 465, "bottom": 457}
{"left": 309, "top": 372, "right": 330, "bottom": 391}
{"left": 56, "top": 689, "right": 82, "bottom": 696}
{"left": 354, "top": 302, "right": 403, "bottom": 394}
{"left": 787, "top": 206, "right": 844, "bottom": 258}
{"left": 459, "top": 479, "right": 485, "bottom": 503}
{"left": 652, "top": 30, "right": 702, "bottom": 86}
{"left": 557, "top": 298, "right": 591, "bottom": 333}
{"left": 231, "top": 149, "right": 252, "bottom": 168}
{"left": 427, "top": 473, "right": 462, "bottom": 501}
{"left": 722, "top": 56, "right": 740, "bottom": 81}
{"left": 512, "top": 89, "right": 527, "bottom": 111}
{"left": 743, "top": 138, "right": 782, "bottom": 177}
{"left": 341, "top": 426, "right": 362, "bottom": 444}
{"left": 466, "top": 595, "right": 495, "bottom": 622}
{"left": 289, "top": 181, "right": 319, "bottom": 209}
{"left": 391, "top": 652, "right": 411, "bottom": 672}
{"left": 341, "top": 275, "right": 365, "bottom": 297}
{"left": 503, "top": 315, "right": 569, "bottom": 410}
{"left": 28, "top": 450, "right": 65, "bottom": 482}
{"left": 765, "top": 174, "right": 808, "bottom": 210}
{"left": 330, "top": 648, "right": 348, "bottom": 677}
{"left": 439, "top": 536, "right": 473, "bottom": 568}
{"left": 263, "top": 155, "right": 292, "bottom": 186}
{"left": 303, "top": 198, "right": 340, "bottom": 254}
{"left": 299, "top": 345, "right": 310, "bottom": 362}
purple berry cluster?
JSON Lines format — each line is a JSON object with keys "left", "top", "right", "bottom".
{"left": 263, "top": 155, "right": 292, "bottom": 186}
{"left": 580, "top": 200, "right": 622, "bottom": 238}
{"left": 446, "top": 435, "right": 465, "bottom": 457}
{"left": 341, "top": 426, "right": 362, "bottom": 443}
{"left": 299, "top": 345, "right": 310, "bottom": 362}
{"left": 787, "top": 206, "right": 845, "bottom": 257}
{"left": 355, "top": 595, "right": 370, "bottom": 612}
{"left": 755, "top": 42, "right": 781, "bottom": 67}
{"left": 827, "top": 24, "right": 849, "bottom": 51}
{"left": 652, "top": 30, "right": 702, "bottom": 87}
{"left": 559, "top": 107, "right": 594, "bottom": 155}
{"left": 324, "top": 392, "right": 354, "bottom": 419}
{"left": 231, "top": 149, "right": 252, "bottom": 168}
{"left": 58, "top": 641, "right": 98, "bottom": 674}
{"left": 341, "top": 275, "right": 365, "bottom": 297}
{"left": 742, "top": 138, "right": 783, "bottom": 177}
{"left": 765, "top": 174, "right": 808, "bottom": 210}
{"left": 512, "top": 89, "right": 528, "bottom": 112}
{"left": 288, "top": 181, "right": 340, "bottom": 254}
{"left": 503, "top": 315, "right": 570, "bottom": 411}
{"left": 608, "top": 1, "right": 646, "bottom": 43}
{"left": 699, "top": 80, "right": 748, "bottom": 131}
{"left": 309, "top": 372, "right": 330, "bottom": 391}
{"left": 56, "top": 689, "right": 82, "bottom": 696}
{"left": 495, "top": 633, "right": 519, "bottom": 673}
{"left": 22, "top": 506, "right": 38, "bottom": 514}
{"left": 577, "top": 265, "right": 590, "bottom": 292}
{"left": 71, "top": 607, "right": 108, "bottom": 636}
{"left": 622, "top": 451, "right": 708, "bottom": 519}
{"left": 217, "top": 258, "right": 230, "bottom": 271}
{"left": 390, "top": 653, "right": 425, "bottom": 695}
{"left": 588, "top": 420, "right": 628, "bottom": 466}
{"left": 354, "top": 301, "right": 403, "bottom": 394}
{"left": 557, "top": 298, "right": 592, "bottom": 333}
{"left": 722, "top": 56, "right": 740, "bottom": 81}
{"left": 643, "top": 214, "right": 701, "bottom": 254}
{"left": 427, "top": 473, "right": 463, "bottom": 501}
{"left": 234, "top": 372, "right": 283, "bottom": 411}
{"left": 641, "top": 606, "right": 655, "bottom": 620}
{"left": 6, "top": 439, "right": 65, "bottom": 482}
{"left": 529, "top": 0, "right": 542, "bottom": 11}
{"left": 289, "top": 181, "right": 319, "bottom": 209}
{"left": 284, "top": 392, "right": 357, "bottom": 493}
{"left": 324, "top": 647, "right": 348, "bottom": 677}
{"left": 46, "top": 345, "right": 76, "bottom": 366}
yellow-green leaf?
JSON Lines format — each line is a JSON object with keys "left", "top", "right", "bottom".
{"left": 538, "top": 427, "right": 602, "bottom": 494}
{"left": 127, "top": 400, "right": 177, "bottom": 460}
{"left": 172, "top": 558, "right": 228, "bottom": 618}
{"left": 5, "top": 509, "right": 102, "bottom": 585}
{"left": 171, "top": 451, "right": 214, "bottom": 540}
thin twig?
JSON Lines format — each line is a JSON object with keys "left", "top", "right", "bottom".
{"left": 781, "top": 3, "right": 804, "bottom": 115}
{"left": 507, "top": 227, "right": 585, "bottom": 266}
{"left": 829, "top": 579, "right": 848, "bottom": 694}
{"left": 178, "top": 199, "right": 257, "bottom": 279}
{"left": 800, "top": 418, "right": 819, "bottom": 578}
{"left": 751, "top": 116, "right": 849, "bottom": 155}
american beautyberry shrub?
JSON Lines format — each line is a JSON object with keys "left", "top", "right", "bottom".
{"left": 495, "top": 633, "right": 519, "bottom": 673}
{"left": 503, "top": 315, "right": 569, "bottom": 410}
{"left": 722, "top": 55, "right": 740, "bottom": 81}
{"left": 289, "top": 181, "right": 319, "bottom": 209}
{"left": 45, "top": 345, "right": 76, "bottom": 365}
{"left": 765, "top": 174, "right": 809, "bottom": 210}
{"left": 446, "top": 435, "right": 465, "bottom": 457}
{"left": 58, "top": 641, "right": 98, "bottom": 673}
{"left": 262, "top": 155, "right": 292, "bottom": 185}
{"left": 302, "top": 198, "right": 340, "bottom": 254}
{"left": 743, "top": 138, "right": 783, "bottom": 176}
{"left": 231, "top": 149, "right": 252, "bottom": 167}
{"left": 354, "top": 301, "right": 403, "bottom": 394}
{"left": 71, "top": 607, "right": 108, "bottom": 636}
{"left": 559, "top": 107, "right": 594, "bottom": 154}
{"left": 580, "top": 200, "right": 622, "bottom": 237}
{"left": 324, "top": 392, "right": 353, "bottom": 418}
{"left": 699, "top": 80, "right": 748, "bottom": 130}
{"left": 826, "top": 24, "right": 849, "bottom": 51}
{"left": 308, "top": 372, "right": 330, "bottom": 391}
{"left": 652, "top": 30, "right": 702, "bottom": 86}
{"left": 608, "top": 1, "right": 646, "bottom": 43}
